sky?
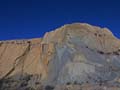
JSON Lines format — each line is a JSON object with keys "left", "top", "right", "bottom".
{"left": 0, "top": 0, "right": 120, "bottom": 40}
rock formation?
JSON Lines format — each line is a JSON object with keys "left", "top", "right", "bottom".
{"left": 0, "top": 23, "right": 120, "bottom": 90}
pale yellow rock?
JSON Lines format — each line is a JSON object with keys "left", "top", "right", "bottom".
{"left": 0, "top": 23, "right": 120, "bottom": 83}
{"left": 73, "top": 54, "right": 87, "bottom": 62}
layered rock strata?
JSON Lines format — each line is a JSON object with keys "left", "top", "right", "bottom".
{"left": 0, "top": 23, "right": 120, "bottom": 90}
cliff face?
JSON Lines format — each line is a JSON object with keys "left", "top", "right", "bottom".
{"left": 0, "top": 23, "right": 120, "bottom": 90}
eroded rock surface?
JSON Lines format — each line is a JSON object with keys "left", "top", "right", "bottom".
{"left": 0, "top": 23, "right": 120, "bottom": 90}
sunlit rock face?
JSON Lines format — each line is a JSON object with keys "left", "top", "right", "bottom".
{"left": 0, "top": 23, "right": 120, "bottom": 90}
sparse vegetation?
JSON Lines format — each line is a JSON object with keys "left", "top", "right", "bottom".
{"left": 45, "top": 85, "right": 54, "bottom": 90}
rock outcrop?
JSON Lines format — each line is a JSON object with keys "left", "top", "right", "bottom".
{"left": 0, "top": 23, "right": 120, "bottom": 90}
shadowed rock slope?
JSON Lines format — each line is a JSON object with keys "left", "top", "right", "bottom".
{"left": 0, "top": 23, "right": 120, "bottom": 90}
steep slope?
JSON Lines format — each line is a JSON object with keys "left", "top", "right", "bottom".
{"left": 0, "top": 23, "right": 120, "bottom": 90}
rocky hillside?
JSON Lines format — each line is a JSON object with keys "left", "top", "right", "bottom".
{"left": 0, "top": 23, "right": 120, "bottom": 90}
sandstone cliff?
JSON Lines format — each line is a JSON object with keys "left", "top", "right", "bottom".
{"left": 0, "top": 23, "right": 120, "bottom": 90}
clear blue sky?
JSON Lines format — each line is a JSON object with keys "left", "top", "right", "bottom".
{"left": 0, "top": 0, "right": 120, "bottom": 40}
